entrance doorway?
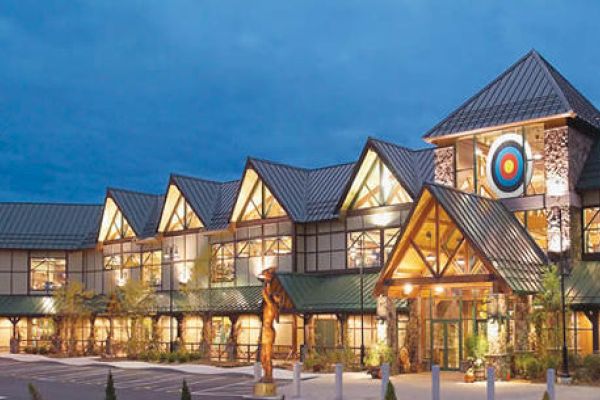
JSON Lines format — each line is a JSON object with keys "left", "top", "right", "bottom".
{"left": 431, "top": 320, "right": 461, "bottom": 370}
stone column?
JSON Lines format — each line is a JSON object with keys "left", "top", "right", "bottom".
{"left": 513, "top": 295, "right": 530, "bottom": 353}
{"left": 382, "top": 296, "right": 399, "bottom": 373}
{"left": 336, "top": 314, "right": 347, "bottom": 348}
{"left": 405, "top": 299, "right": 420, "bottom": 372}
{"left": 434, "top": 146, "right": 455, "bottom": 186}
{"left": 201, "top": 313, "right": 212, "bottom": 358}
{"left": 227, "top": 315, "right": 239, "bottom": 361}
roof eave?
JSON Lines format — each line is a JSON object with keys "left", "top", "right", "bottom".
{"left": 423, "top": 112, "right": 574, "bottom": 144}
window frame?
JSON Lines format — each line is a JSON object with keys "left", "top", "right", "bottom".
{"left": 29, "top": 256, "right": 67, "bottom": 293}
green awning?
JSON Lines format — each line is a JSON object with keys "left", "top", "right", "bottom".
{"left": 275, "top": 272, "right": 407, "bottom": 313}
{"left": 567, "top": 262, "right": 600, "bottom": 308}
{"left": 154, "top": 286, "right": 263, "bottom": 314}
{"left": 0, "top": 295, "right": 56, "bottom": 316}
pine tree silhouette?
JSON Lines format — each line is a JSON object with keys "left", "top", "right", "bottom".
{"left": 105, "top": 370, "right": 117, "bottom": 400}
{"left": 181, "top": 378, "right": 192, "bottom": 400}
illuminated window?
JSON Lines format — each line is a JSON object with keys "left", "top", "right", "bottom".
{"left": 240, "top": 179, "right": 286, "bottom": 221}
{"left": 164, "top": 192, "right": 202, "bottom": 232}
{"left": 349, "top": 153, "right": 411, "bottom": 210}
{"left": 264, "top": 236, "right": 292, "bottom": 256}
{"left": 99, "top": 198, "right": 135, "bottom": 241}
{"left": 347, "top": 230, "right": 381, "bottom": 268}
{"left": 584, "top": 207, "right": 600, "bottom": 254}
{"left": 142, "top": 250, "right": 162, "bottom": 286}
{"left": 236, "top": 240, "right": 262, "bottom": 258}
{"left": 514, "top": 209, "right": 548, "bottom": 251}
{"left": 211, "top": 243, "right": 235, "bottom": 283}
{"left": 30, "top": 257, "right": 66, "bottom": 291}
{"left": 455, "top": 124, "right": 545, "bottom": 198}
{"left": 384, "top": 228, "right": 401, "bottom": 262}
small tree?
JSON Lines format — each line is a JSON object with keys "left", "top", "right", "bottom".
{"left": 110, "top": 279, "right": 157, "bottom": 357}
{"left": 105, "top": 370, "right": 117, "bottom": 400}
{"left": 181, "top": 379, "right": 191, "bottom": 400}
{"left": 53, "top": 281, "right": 95, "bottom": 355}
{"left": 384, "top": 380, "right": 397, "bottom": 400}
{"left": 530, "top": 265, "right": 563, "bottom": 355}
{"left": 28, "top": 383, "right": 43, "bottom": 400}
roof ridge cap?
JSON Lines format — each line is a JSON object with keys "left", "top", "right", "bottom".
{"left": 0, "top": 201, "right": 102, "bottom": 207}
{"left": 249, "top": 156, "right": 310, "bottom": 171}
{"left": 107, "top": 187, "right": 162, "bottom": 197}
{"left": 530, "top": 51, "right": 572, "bottom": 112}
{"left": 171, "top": 173, "right": 225, "bottom": 185}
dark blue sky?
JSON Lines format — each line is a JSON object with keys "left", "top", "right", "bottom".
{"left": 1, "top": 1, "right": 599, "bottom": 203}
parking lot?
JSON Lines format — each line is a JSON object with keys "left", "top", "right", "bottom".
{"left": 0, "top": 358, "right": 289, "bottom": 400}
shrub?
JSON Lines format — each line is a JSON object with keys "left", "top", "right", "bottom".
{"left": 324, "top": 347, "right": 356, "bottom": 367}
{"left": 28, "top": 383, "right": 43, "bottom": 400}
{"left": 167, "top": 352, "right": 177, "bottom": 363}
{"left": 384, "top": 381, "right": 397, "bottom": 400}
{"left": 302, "top": 350, "right": 323, "bottom": 370}
{"left": 465, "top": 334, "right": 488, "bottom": 361}
{"left": 365, "top": 343, "right": 394, "bottom": 367}
{"left": 159, "top": 352, "right": 169, "bottom": 363}
{"left": 524, "top": 357, "right": 544, "bottom": 380}
{"left": 177, "top": 350, "right": 190, "bottom": 363}
{"left": 582, "top": 354, "right": 600, "bottom": 381}
{"left": 105, "top": 370, "right": 117, "bottom": 400}
{"left": 181, "top": 379, "right": 191, "bottom": 400}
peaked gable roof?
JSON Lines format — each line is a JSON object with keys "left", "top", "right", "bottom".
{"left": 425, "top": 50, "right": 600, "bottom": 140}
{"left": 378, "top": 183, "right": 547, "bottom": 294}
{"left": 426, "top": 184, "right": 546, "bottom": 292}
{"left": 107, "top": 188, "right": 164, "bottom": 238}
{"left": 169, "top": 174, "right": 240, "bottom": 230}
{"left": 337, "top": 138, "right": 435, "bottom": 210}
{"left": 235, "top": 158, "right": 355, "bottom": 223}
{"left": 0, "top": 202, "right": 102, "bottom": 250}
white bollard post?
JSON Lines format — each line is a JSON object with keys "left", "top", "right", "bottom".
{"left": 380, "top": 363, "right": 390, "bottom": 400}
{"left": 547, "top": 369, "right": 555, "bottom": 400}
{"left": 432, "top": 365, "right": 440, "bottom": 400}
{"left": 487, "top": 367, "right": 495, "bottom": 400}
{"left": 253, "top": 361, "right": 262, "bottom": 383}
{"left": 335, "top": 363, "right": 343, "bottom": 400}
{"left": 293, "top": 362, "right": 302, "bottom": 398}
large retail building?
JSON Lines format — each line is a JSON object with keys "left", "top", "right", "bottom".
{"left": 1, "top": 50, "right": 599, "bottom": 370}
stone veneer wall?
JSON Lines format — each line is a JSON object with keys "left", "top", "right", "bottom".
{"left": 544, "top": 125, "right": 593, "bottom": 261}
{"left": 433, "top": 146, "right": 454, "bottom": 186}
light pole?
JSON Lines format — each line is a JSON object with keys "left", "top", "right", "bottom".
{"left": 360, "top": 257, "right": 365, "bottom": 368}
{"left": 164, "top": 244, "right": 179, "bottom": 352}
{"left": 549, "top": 206, "right": 571, "bottom": 382}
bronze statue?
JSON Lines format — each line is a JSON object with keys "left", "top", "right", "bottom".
{"left": 260, "top": 268, "right": 280, "bottom": 384}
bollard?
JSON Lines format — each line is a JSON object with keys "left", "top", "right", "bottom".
{"left": 335, "top": 363, "right": 343, "bottom": 400}
{"left": 432, "top": 365, "right": 440, "bottom": 400}
{"left": 293, "top": 362, "right": 302, "bottom": 398}
{"left": 380, "top": 363, "right": 390, "bottom": 400}
{"left": 253, "top": 361, "right": 262, "bottom": 383}
{"left": 547, "top": 369, "right": 555, "bottom": 400}
{"left": 487, "top": 367, "right": 495, "bottom": 400}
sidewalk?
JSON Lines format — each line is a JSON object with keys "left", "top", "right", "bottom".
{"left": 0, "top": 353, "right": 314, "bottom": 380}
{"left": 279, "top": 371, "right": 600, "bottom": 400}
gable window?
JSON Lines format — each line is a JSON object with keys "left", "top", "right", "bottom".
{"left": 30, "top": 257, "right": 66, "bottom": 291}
{"left": 349, "top": 152, "right": 411, "bottom": 210}
{"left": 584, "top": 207, "right": 600, "bottom": 255}
{"left": 99, "top": 198, "right": 135, "bottom": 242}
{"left": 240, "top": 179, "right": 286, "bottom": 221}
{"left": 162, "top": 186, "right": 202, "bottom": 232}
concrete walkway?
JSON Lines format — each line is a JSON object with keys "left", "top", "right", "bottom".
{"left": 279, "top": 371, "right": 600, "bottom": 400}
{"left": 0, "top": 353, "right": 314, "bottom": 380}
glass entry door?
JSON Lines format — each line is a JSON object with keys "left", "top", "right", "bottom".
{"left": 432, "top": 320, "right": 461, "bottom": 370}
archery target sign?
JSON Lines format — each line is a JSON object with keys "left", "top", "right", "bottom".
{"left": 485, "top": 133, "right": 533, "bottom": 198}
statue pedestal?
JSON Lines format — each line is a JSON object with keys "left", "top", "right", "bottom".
{"left": 243, "top": 382, "right": 283, "bottom": 400}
